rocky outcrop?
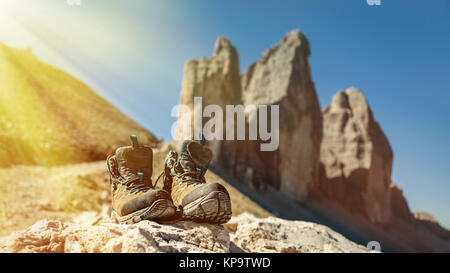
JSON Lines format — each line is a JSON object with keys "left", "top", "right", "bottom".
{"left": 317, "top": 88, "right": 392, "bottom": 223}
{"left": 174, "top": 30, "right": 448, "bottom": 251}
{"left": 0, "top": 213, "right": 370, "bottom": 253}
{"left": 316, "top": 88, "right": 407, "bottom": 224}
{"left": 414, "top": 212, "right": 450, "bottom": 241}
{"left": 179, "top": 37, "right": 241, "bottom": 109}
{"left": 225, "top": 213, "right": 370, "bottom": 253}
{"left": 176, "top": 37, "right": 243, "bottom": 171}
{"left": 239, "top": 30, "right": 322, "bottom": 200}
{"left": 177, "top": 30, "right": 322, "bottom": 201}
{"left": 390, "top": 184, "right": 413, "bottom": 222}
{"left": 0, "top": 219, "right": 230, "bottom": 253}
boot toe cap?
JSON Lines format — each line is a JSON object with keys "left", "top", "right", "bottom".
{"left": 181, "top": 182, "right": 229, "bottom": 207}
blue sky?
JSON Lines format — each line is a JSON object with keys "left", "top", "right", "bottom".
{"left": 1, "top": 0, "right": 449, "bottom": 227}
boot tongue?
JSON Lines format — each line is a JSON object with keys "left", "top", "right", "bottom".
{"left": 115, "top": 135, "right": 153, "bottom": 184}
{"left": 178, "top": 140, "right": 212, "bottom": 175}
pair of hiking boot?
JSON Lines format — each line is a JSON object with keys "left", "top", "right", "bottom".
{"left": 106, "top": 135, "right": 232, "bottom": 225}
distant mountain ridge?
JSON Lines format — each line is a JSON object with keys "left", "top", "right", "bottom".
{"left": 0, "top": 43, "right": 158, "bottom": 167}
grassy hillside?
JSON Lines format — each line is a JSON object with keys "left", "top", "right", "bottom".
{"left": 0, "top": 43, "right": 158, "bottom": 167}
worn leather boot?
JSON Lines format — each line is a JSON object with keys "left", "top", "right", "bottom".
{"left": 162, "top": 140, "right": 232, "bottom": 224}
{"left": 107, "top": 135, "right": 176, "bottom": 224}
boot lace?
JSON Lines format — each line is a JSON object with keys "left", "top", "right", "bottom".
{"left": 120, "top": 172, "right": 153, "bottom": 194}
{"left": 174, "top": 171, "right": 205, "bottom": 186}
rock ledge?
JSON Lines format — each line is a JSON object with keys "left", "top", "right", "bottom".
{"left": 0, "top": 213, "right": 371, "bottom": 253}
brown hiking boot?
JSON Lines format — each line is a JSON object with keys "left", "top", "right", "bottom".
{"left": 162, "top": 140, "right": 232, "bottom": 224}
{"left": 107, "top": 135, "right": 176, "bottom": 224}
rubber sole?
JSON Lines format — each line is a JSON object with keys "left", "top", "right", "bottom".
{"left": 181, "top": 191, "right": 232, "bottom": 224}
{"left": 111, "top": 199, "right": 176, "bottom": 224}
